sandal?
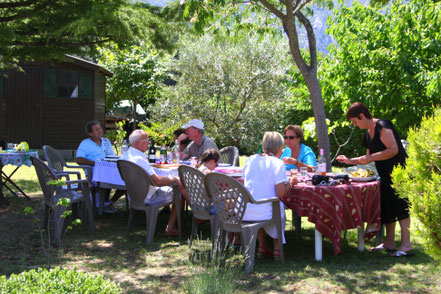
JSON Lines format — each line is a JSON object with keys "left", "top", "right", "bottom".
{"left": 370, "top": 243, "right": 396, "bottom": 252}
{"left": 257, "top": 246, "right": 273, "bottom": 259}
{"left": 273, "top": 249, "right": 286, "bottom": 261}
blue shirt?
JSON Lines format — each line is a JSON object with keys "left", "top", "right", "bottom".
{"left": 76, "top": 138, "right": 114, "bottom": 161}
{"left": 280, "top": 144, "right": 317, "bottom": 171}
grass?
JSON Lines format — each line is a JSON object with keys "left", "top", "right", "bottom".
{"left": 1, "top": 163, "right": 441, "bottom": 293}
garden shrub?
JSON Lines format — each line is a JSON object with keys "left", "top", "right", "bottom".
{"left": 0, "top": 267, "right": 122, "bottom": 294}
{"left": 392, "top": 107, "right": 441, "bottom": 260}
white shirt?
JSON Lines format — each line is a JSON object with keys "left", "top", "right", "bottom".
{"left": 243, "top": 154, "right": 287, "bottom": 221}
{"left": 120, "top": 146, "right": 156, "bottom": 176}
{"left": 120, "top": 146, "right": 159, "bottom": 203}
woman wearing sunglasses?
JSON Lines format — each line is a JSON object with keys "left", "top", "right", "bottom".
{"left": 280, "top": 125, "right": 317, "bottom": 172}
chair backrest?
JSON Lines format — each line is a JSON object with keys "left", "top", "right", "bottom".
{"left": 219, "top": 146, "right": 239, "bottom": 166}
{"left": 117, "top": 160, "right": 155, "bottom": 210}
{"left": 178, "top": 165, "right": 210, "bottom": 218}
{"left": 204, "top": 173, "right": 252, "bottom": 227}
{"left": 43, "top": 145, "right": 67, "bottom": 172}
{"left": 31, "top": 156, "right": 60, "bottom": 206}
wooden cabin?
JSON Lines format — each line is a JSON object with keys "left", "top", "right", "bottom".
{"left": 0, "top": 55, "right": 112, "bottom": 151}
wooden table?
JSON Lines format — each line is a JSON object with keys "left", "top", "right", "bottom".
{"left": 280, "top": 180, "right": 381, "bottom": 260}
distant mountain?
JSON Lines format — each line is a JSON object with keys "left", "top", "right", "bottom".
{"left": 139, "top": 0, "right": 369, "bottom": 53}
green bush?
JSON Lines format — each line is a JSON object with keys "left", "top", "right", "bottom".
{"left": 392, "top": 107, "right": 441, "bottom": 260}
{"left": 0, "top": 267, "right": 122, "bottom": 294}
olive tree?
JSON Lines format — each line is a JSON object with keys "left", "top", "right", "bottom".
{"left": 153, "top": 32, "right": 292, "bottom": 153}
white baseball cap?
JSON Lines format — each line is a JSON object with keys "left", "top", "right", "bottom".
{"left": 182, "top": 119, "right": 204, "bottom": 130}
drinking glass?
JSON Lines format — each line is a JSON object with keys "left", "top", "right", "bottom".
{"left": 300, "top": 167, "right": 308, "bottom": 178}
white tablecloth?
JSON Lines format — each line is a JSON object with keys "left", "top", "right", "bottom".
{"left": 92, "top": 160, "right": 179, "bottom": 187}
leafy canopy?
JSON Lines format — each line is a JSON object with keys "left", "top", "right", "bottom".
{"left": 154, "top": 31, "right": 293, "bottom": 153}
{"left": 0, "top": 0, "right": 173, "bottom": 69}
{"left": 323, "top": 0, "right": 441, "bottom": 134}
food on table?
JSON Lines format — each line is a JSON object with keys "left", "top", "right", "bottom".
{"left": 14, "top": 141, "right": 29, "bottom": 152}
{"left": 349, "top": 168, "right": 376, "bottom": 178}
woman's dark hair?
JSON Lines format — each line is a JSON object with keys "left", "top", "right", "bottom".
{"left": 85, "top": 121, "right": 101, "bottom": 135}
{"left": 346, "top": 102, "right": 372, "bottom": 120}
{"left": 174, "top": 128, "right": 191, "bottom": 145}
{"left": 199, "top": 148, "right": 220, "bottom": 164}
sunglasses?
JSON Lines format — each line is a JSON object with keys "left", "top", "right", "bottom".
{"left": 284, "top": 136, "right": 298, "bottom": 140}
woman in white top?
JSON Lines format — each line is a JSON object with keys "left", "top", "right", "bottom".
{"left": 243, "top": 131, "right": 297, "bottom": 260}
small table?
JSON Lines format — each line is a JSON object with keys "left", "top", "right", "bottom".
{"left": 280, "top": 180, "right": 381, "bottom": 261}
{"left": 0, "top": 150, "right": 38, "bottom": 205}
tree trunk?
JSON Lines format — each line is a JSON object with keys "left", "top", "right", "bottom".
{"left": 304, "top": 73, "right": 332, "bottom": 171}
{"left": 283, "top": 11, "right": 332, "bottom": 171}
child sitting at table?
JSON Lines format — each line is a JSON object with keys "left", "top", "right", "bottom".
{"left": 195, "top": 148, "right": 220, "bottom": 174}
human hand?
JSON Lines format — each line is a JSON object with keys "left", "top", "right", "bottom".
{"left": 178, "top": 133, "right": 188, "bottom": 143}
{"left": 283, "top": 157, "right": 296, "bottom": 165}
{"left": 289, "top": 176, "right": 299, "bottom": 186}
{"left": 336, "top": 155, "right": 348, "bottom": 163}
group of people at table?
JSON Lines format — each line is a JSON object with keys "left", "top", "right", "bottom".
{"left": 74, "top": 101, "right": 412, "bottom": 259}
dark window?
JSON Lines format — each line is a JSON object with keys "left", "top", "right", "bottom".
{"left": 44, "top": 68, "right": 93, "bottom": 99}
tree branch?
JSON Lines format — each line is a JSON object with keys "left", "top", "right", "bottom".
{"left": 0, "top": 0, "right": 38, "bottom": 9}
{"left": 0, "top": 0, "right": 54, "bottom": 23}
{"left": 294, "top": 10, "right": 317, "bottom": 71}
{"left": 257, "top": 0, "right": 286, "bottom": 20}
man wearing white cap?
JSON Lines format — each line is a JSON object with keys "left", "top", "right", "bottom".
{"left": 179, "top": 119, "right": 220, "bottom": 160}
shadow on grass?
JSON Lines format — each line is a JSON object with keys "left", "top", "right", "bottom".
{"left": 1, "top": 194, "right": 438, "bottom": 293}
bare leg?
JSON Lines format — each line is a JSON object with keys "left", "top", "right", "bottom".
{"left": 110, "top": 189, "right": 125, "bottom": 203}
{"left": 257, "top": 229, "right": 268, "bottom": 250}
{"left": 383, "top": 222, "right": 397, "bottom": 249}
{"left": 165, "top": 204, "right": 178, "bottom": 234}
{"left": 398, "top": 217, "right": 413, "bottom": 251}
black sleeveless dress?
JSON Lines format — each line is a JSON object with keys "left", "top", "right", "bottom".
{"left": 362, "top": 119, "right": 409, "bottom": 224}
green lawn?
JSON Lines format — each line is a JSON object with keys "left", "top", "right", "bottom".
{"left": 1, "top": 163, "right": 440, "bottom": 293}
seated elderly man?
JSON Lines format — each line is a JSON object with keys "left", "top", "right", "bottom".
{"left": 178, "top": 119, "right": 220, "bottom": 161}
{"left": 76, "top": 121, "right": 125, "bottom": 214}
{"left": 120, "top": 129, "right": 187, "bottom": 236}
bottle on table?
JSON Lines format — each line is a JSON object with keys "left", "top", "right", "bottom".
{"left": 173, "top": 139, "right": 180, "bottom": 163}
{"left": 148, "top": 139, "right": 156, "bottom": 164}
{"left": 160, "top": 144, "right": 167, "bottom": 164}
{"left": 121, "top": 139, "right": 128, "bottom": 154}
{"left": 316, "top": 148, "right": 327, "bottom": 175}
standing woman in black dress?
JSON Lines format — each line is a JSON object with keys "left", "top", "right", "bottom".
{"left": 337, "top": 102, "right": 413, "bottom": 257}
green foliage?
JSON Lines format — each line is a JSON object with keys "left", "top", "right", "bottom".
{"left": 0, "top": 1, "right": 173, "bottom": 70}
{"left": 0, "top": 267, "right": 122, "bottom": 293}
{"left": 99, "top": 45, "right": 170, "bottom": 120}
{"left": 138, "top": 122, "right": 179, "bottom": 147}
{"left": 105, "top": 121, "right": 128, "bottom": 155}
{"left": 154, "top": 32, "right": 292, "bottom": 154}
{"left": 392, "top": 108, "right": 441, "bottom": 260}
{"left": 324, "top": 0, "right": 441, "bottom": 136}
{"left": 46, "top": 179, "right": 66, "bottom": 187}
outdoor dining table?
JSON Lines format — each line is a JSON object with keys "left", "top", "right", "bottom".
{"left": 91, "top": 158, "right": 182, "bottom": 215}
{"left": 279, "top": 178, "right": 381, "bottom": 261}
{"left": 0, "top": 150, "right": 38, "bottom": 205}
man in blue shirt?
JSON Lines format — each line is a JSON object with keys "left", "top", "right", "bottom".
{"left": 76, "top": 121, "right": 125, "bottom": 213}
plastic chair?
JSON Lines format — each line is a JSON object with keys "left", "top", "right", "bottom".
{"left": 117, "top": 160, "right": 181, "bottom": 245}
{"left": 178, "top": 165, "right": 220, "bottom": 248}
{"left": 219, "top": 146, "right": 239, "bottom": 166}
{"left": 43, "top": 145, "right": 128, "bottom": 216}
{"left": 204, "top": 173, "right": 284, "bottom": 273}
{"left": 31, "top": 156, "right": 94, "bottom": 246}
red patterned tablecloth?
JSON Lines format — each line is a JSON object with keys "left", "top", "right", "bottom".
{"left": 280, "top": 180, "right": 381, "bottom": 255}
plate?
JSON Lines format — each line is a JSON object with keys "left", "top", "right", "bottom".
{"left": 218, "top": 163, "right": 231, "bottom": 167}
{"left": 228, "top": 173, "right": 243, "bottom": 178}
{"left": 104, "top": 158, "right": 119, "bottom": 162}
{"left": 351, "top": 176, "right": 378, "bottom": 182}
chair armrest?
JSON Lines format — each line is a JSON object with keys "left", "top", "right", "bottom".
{"left": 64, "top": 179, "right": 88, "bottom": 185}
{"left": 253, "top": 197, "right": 279, "bottom": 204}
{"left": 68, "top": 165, "right": 93, "bottom": 183}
